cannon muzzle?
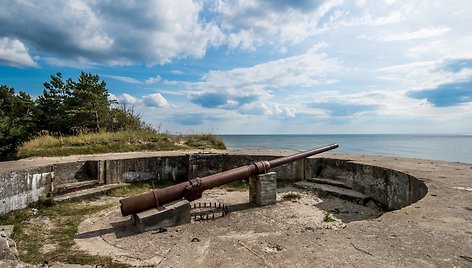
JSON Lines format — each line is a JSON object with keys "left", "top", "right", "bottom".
{"left": 120, "top": 144, "right": 339, "bottom": 216}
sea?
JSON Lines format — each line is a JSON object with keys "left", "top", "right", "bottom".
{"left": 218, "top": 134, "right": 472, "bottom": 164}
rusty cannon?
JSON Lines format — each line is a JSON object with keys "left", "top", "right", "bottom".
{"left": 120, "top": 143, "right": 339, "bottom": 216}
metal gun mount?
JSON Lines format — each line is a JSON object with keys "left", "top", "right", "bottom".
{"left": 120, "top": 144, "right": 339, "bottom": 216}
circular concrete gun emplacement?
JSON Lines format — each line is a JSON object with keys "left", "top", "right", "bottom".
{"left": 1, "top": 150, "right": 471, "bottom": 267}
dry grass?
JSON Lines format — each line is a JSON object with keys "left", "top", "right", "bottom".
{"left": 0, "top": 200, "right": 126, "bottom": 267}
{"left": 0, "top": 180, "right": 175, "bottom": 267}
{"left": 17, "top": 130, "right": 226, "bottom": 158}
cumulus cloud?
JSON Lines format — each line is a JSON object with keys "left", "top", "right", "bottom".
{"left": 200, "top": 43, "right": 342, "bottom": 90}
{"left": 183, "top": 44, "right": 342, "bottom": 117}
{"left": 0, "top": 0, "right": 224, "bottom": 66}
{"left": 406, "top": 60, "right": 472, "bottom": 107}
{"left": 240, "top": 102, "right": 296, "bottom": 118}
{"left": 0, "top": 37, "right": 37, "bottom": 67}
{"left": 189, "top": 91, "right": 260, "bottom": 109}
{"left": 114, "top": 93, "right": 138, "bottom": 105}
{"left": 408, "top": 80, "right": 472, "bottom": 107}
{"left": 142, "top": 93, "right": 171, "bottom": 108}
{"left": 215, "top": 0, "right": 342, "bottom": 49}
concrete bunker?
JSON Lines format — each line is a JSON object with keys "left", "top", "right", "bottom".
{"left": 1, "top": 153, "right": 428, "bottom": 215}
{"left": 0, "top": 152, "right": 433, "bottom": 267}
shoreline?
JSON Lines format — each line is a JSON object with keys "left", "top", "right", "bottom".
{"left": 1, "top": 149, "right": 471, "bottom": 173}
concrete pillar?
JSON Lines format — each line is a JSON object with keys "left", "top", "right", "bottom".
{"left": 249, "top": 172, "right": 277, "bottom": 206}
{"left": 97, "top": 160, "right": 106, "bottom": 184}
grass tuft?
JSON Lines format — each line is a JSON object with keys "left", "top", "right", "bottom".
{"left": 222, "top": 179, "right": 249, "bottom": 192}
{"left": 323, "top": 212, "right": 336, "bottom": 222}
{"left": 282, "top": 192, "right": 302, "bottom": 201}
{"left": 177, "top": 133, "right": 226, "bottom": 150}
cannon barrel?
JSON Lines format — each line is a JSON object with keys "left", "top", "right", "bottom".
{"left": 120, "top": 144, "right": 339, "bottom": 216}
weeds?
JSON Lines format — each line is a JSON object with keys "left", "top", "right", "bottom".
{"left": 282, "top": 192, "right": 302, "bottom": 201}
{"left": 323, "top": 212, "right": 336, "bottom": 222}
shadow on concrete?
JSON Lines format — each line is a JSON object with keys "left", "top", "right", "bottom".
{"left": 314, "top": 197, "right": 383, "bottom": 223}
{"left": 75, "top": 218, "right": 141, "bottom": 239}
{"left": 227, "top": 202, "right": 259, "bottom": 213}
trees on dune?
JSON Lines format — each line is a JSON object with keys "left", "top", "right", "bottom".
{"left": 0, "top": 72, "right": 148, "bottom": 160}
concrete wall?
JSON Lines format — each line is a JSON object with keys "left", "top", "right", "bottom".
{"left": 0, "top": 154, "right": 427, "bottom": 215}
{"left": 305, "top": 158, "right": 428, "bottom": 210}
{"left": 52, "top": 161, "right": 93, "bottom": 184}
{"left": 105, "top": 156, "right": 188, "bottom": 184}
{"left": 0, "top": 166, "right": 53, "bottom": 215}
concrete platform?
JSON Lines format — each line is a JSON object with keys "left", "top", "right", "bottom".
{"left": 307, "top": 177, "right": 351, "bottom": 189}
{"left": 293, "top": 180, "right": 370, "bottom": 205}
{"left": 53, "top": 180, "right": 99, "bottom": 196}
{"left": 74, "top": 154, "right": 472, "bottom": 267}
{"left": 52, "top": 183, "right": 129, "bottom": 203}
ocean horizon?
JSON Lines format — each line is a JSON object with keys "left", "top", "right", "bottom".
{"left": 218, "top": 134, "right": 472, "bottom": 164}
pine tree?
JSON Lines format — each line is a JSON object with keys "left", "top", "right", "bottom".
{"left": 35, "top": 72, "right": 73, "bottom": 134}
{"left": 66, "top": 72, "right": 112, "bottom": 133}
{"left": 0, "top": 85, "right": 35, "bottom": 159}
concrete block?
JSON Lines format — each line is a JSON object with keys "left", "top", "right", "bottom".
{"left": 250, "top": 172, "right": 277, "bottom": 206}
{"left": 132, "top": 199, "right": 191, "bottom": 232}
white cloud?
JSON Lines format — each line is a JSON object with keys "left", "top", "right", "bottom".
{"left": 376, "top": 26, "right": 450, "bottom": 41}
{"left": 115, "top": 93, "right": 138, "bottom": 105}
{"left": 145, "top": 75, "right": 161, "bottom": 84}
{"left": 327, "top": 8, "right": 408, "bottom": 29}
{"left": 142, "top": 93, "right": 171, "bottom": 108}
{"left": 0, "top": 0, "right": 224, "bottom": 66}
{"left": 240, "top": 102, "right": 296, "bottom": 118}
{"left": 407, "top": 36, "right": 472, "bottom": 60}
{"left": 160, "top": 45, "right": 344, "bottom": 120}
{"left": 200, "top": 43, "right": 342, "bottom": 90}
{"left": 216, "top": 0, "right": 343, "bottom": 49}
{"left": 373, "top": 59, "right": 472, "bottom": 91}
{"left": 0, "top": 37, "right": 37, "bottom": 67}
{"left": 104, "top": 74, "right": 162, "bottom": 85}
{"left": 103, "top": 75, "right": 142, "bottom": 84}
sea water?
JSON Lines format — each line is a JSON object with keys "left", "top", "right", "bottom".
{"left": 218, "top": 134, "right": 472, "bottom": 163}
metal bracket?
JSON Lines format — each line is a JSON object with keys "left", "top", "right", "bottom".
{"left": 184, "top": 178, "right": 205, "bottom": 201}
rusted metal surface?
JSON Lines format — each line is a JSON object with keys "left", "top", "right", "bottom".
{"left": 191, "top": 202, "right": 229, "bottom": 221}
{"left": 120, "top": 144, "right": 339, "bottom": 216}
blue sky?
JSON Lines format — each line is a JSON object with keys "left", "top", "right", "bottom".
{"left": 1, "top": 0, "right": 471, "bottom": 134}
